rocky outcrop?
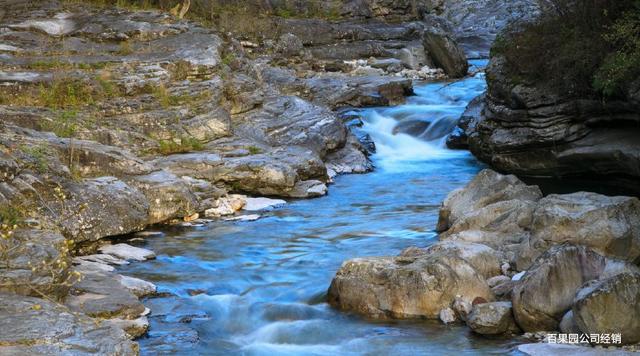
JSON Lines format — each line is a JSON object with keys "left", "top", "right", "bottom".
{"left": 328, "top": 241, "right": 495, "bottom": 319}
{"left": 438, "top": 169, "right": 640, "bottom": 270}
{"left": 432, "top": 0, "right": 539, "bottom": 58}
{"left": 461, "top": 55, "right": 640, "bottom": 194}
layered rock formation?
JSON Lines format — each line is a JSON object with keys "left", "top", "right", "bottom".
{"left": 453, "top": 55, "right": 640, "bottom": 194}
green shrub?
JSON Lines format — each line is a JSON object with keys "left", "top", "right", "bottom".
{"left": 493, "top": 0, "right": 639, "bottom": 99}
{"left": 157, "top": 136, "right": 204, "bottom": 155}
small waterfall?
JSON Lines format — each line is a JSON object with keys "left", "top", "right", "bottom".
{"left": 358, "top": 61, "right": 488, "bottom": 171}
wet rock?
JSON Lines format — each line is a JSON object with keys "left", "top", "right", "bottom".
{"left": 328, "top": 251, "right": 494, "bottom": 319}
{"left": 0, "top": 293, "right": 137, "bottom": 355}
{"left": 243, "top": 197, "right": 286, "bottom": 211}
{"left": 118, "top": 275, "right": 157, "bottom": 298}
{"left": 573, "top": 272, "right": 640, "bottom": 345}
{"left": 467, "top": 55, "right": 640, "bottom": 194}
{"left": 512, "top": 245, "right": 608, "bottom": 332}
{"left": 105, "top": 316, "right": 149, "bottom": 339}
{"left": 423, "top": 26, "right": 468, "bottom": 78}
{"left": 0, "top": 229, "right": 70, "bottom": 299}
{"left": 99, "top": 243, "right": 156, "bottom": 262}
{"left": 325, "top": 135, "right": 373, "bottom": 177}
{"left": 467, "top": 301, "right": 520, "bottom": 335}
{"left": 519, "top": 192, "right": 640, "bottom": 269}
{"left": 288, "top": 180, "right": 328, "bottom": 198}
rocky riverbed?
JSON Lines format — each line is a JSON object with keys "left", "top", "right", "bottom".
{"left": 1, "top": 0, "right": 638, "bottom": 355}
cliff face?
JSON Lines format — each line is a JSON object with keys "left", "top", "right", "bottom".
{"left": 462, "top": 55, "right": 640, "bottom": 193}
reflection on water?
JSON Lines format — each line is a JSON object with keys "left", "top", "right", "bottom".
{"left": 118, "top": 60, "right": 526, "bottom": 355}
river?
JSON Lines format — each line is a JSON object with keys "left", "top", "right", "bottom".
{"left": 118, "top": 59, "right": 525, "bottom": 355}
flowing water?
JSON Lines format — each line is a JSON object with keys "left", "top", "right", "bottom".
{"left": 118, "top": 60, "right": 526, "bottom": 355}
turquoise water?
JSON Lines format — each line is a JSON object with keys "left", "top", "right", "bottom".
{"left": 118, "top": 60, "right": 525, "bottom": 354}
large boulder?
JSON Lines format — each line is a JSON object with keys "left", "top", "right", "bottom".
{"left": 573, "top": 272, "right": 640, "bottom": 345}
{"left": 511, "top": 244, "right": 637, "bottom": 332}
{"left": 518, "top": 192, "right": 640, "bottom": 269}
{"left": 328, "top": 250, "right": 494, "bottom": 319}
{"left": 437, "top": 169, "right": 542, "bottom": 258}
{"left": 422, "top": 26, "right": 468, "bottom": 78}
{"left": 466, "top": 301, "right": 520, "bottom": 335}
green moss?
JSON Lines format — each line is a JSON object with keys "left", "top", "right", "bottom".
{"left": 0, "top": 206, "right": 23, "bottom": 226}
{"left": 247, "top": 146, "right": 262, "bottom": 155}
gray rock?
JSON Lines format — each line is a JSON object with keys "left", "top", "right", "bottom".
{"left": 467, "top": 55, "right": 640, "bottom": 194}
{"left": 243, "top": 197, "right": 286, "bottom": 211}
{"left": 99, "top": 243, "right": 155, "bottom": 261}
{"left": 573, "top": 272, "right": 640, "bottom": 345}
{"left": 0, "top": 293, "right": 137, "bottom": 355}
{"left": 467, "top": 301, "right": 520, "bottom": 335}
{"left": 423, "top": 26, "right": 468, "bottom": 78}
{"left": 65, "top": 269, "right": 146, "bottom": 319}
{"left": 118, "top": 275, "right": 157, "bottom": 298}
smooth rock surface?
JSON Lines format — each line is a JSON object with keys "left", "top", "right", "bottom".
{"left": 466, "top": 301, "right": 520, "bottom": 335}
